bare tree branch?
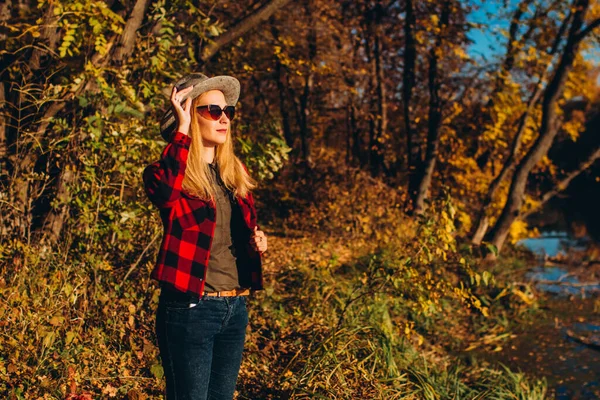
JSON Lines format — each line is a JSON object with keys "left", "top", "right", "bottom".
{"left": 113, "top": 0, "right": 152, "bottom": 63}
{"left": 0, "top": 81, "right": 6, "bottom": 179}
{"left": 521, "top": 147, "right": 600, "bottom": 219}
{"left": 574, "top": 17, "right": 600, "bottom": 43}
{"left": 200, "top": 0, "right": 291, "bottom": 63}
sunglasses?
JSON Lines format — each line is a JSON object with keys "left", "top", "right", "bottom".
{"left": 196, "top": 104, "right": 236, "bottom": 121}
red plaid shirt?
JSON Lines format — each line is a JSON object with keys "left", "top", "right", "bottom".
{"left": 143, "top": 131, "right": 263, "bottom": 296}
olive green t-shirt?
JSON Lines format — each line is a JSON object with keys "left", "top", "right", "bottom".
{"left": 204, "top": 163, "right": 240, "bottom": 292}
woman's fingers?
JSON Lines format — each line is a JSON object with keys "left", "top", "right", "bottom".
{"left": 172, "top": 85, "right": 193, "bottom": 96}
{"left": 171, "top": 87, "right": 194, "bottom": 134}
{"left": 172, "top": 89, "right": 189, "bottom": 103}
{"left": 252, "top": 242, "right": 267, "bottom": 253}
{"left": 252, "top": 230, "right": 264, "bottom": 241}
{"left": 251, "top": 229, "right": 267, "bottom": 253}
{"left": 171, "top": 86, "right": 194, "bottom": 107}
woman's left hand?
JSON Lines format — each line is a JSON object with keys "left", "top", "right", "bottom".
{"left": 251, "top": 226, "right": 268, "bottom": 253}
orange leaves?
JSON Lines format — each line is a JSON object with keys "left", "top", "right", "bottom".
{"left": 66, "top": 366, "right": 93, "bottom": 400}
{"left": 102, "top": 384, "right": 119, "bottom": 397}
{"left": 0, "top": 239, "right": 166, "bottom": 398}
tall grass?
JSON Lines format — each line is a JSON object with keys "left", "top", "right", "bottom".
{"left": 0, "top": 175, "right": 548, "bottom": 398}
{"left": 237, "top": 242, "right": 547, "bottom": 400}
{"left": 0, "top": 237, "right": 548, "bottom": 399}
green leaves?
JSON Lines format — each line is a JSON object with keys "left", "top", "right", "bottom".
{"left": 150, "top": 363, "right": 164, "bottom": 380}
{"left": 94, "top": 34, "right": 109, "bottom": 56}
{"left": 58, "top": 23, "right": 78, "bottom": 58}
{"left": 53, "top": 0, "right": 126, "bottom": 59}
{"left": 483, "top": 241, "right": 499, "bottom": 257}
{"left": 236, "top": 119, "right": 292, "bottom": 181}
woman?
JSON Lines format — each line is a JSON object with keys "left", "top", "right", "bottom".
{"left": 143, "top": 73, "right": 268, "bottom": 400}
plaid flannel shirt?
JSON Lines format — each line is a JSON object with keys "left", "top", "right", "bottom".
{"left": 143, "top": 131, "right": 263, "bottom": 296}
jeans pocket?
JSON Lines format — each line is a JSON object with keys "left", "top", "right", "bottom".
{"left": 163, "top": 299, "right": 198, "bottom": 311}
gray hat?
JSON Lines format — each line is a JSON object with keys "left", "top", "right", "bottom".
{"left": 160, "top": 73, "right": 240, "bottom": 141}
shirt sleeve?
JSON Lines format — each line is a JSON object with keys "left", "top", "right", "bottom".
{"left": 143, "top": 131, "right": 192, "bottom": 208}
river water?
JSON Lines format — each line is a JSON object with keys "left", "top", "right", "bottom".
{"left": 491, "top": 232, "right": 600, "bottom": 399}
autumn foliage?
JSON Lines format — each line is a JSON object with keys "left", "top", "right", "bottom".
{"left": 1, "top": 0, "right": 599, "bottom": 398}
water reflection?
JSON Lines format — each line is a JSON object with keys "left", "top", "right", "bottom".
{"left": 526, "top": 266, "right": 600, "bottom": 297}
{"left": 517, "top": 230, "right": 588, "bottom": 258}
{"left": 513, "top": 230, "right": 600, "bottom": 399}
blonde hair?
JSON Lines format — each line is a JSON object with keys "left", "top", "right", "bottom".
{"left": 181, "top": 94, "right": 256, "bottom": 200}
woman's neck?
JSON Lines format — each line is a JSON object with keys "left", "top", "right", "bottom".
{"left": 202, "top": 146, "right": 216, "bottom": 164}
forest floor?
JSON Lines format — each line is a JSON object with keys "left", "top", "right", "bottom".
{"left": 3, "top": 160, "right": 595, "bottom": 399}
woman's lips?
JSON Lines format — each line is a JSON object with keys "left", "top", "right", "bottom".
{"left": 217, "top": 129, "right": 227, "bottom": 133}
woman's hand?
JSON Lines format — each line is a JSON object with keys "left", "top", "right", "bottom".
{"left": 171, "top": 86, "right": 194, "bottom": 135}
{"left": 251, "top": 226, "right": 268, "bottom": 254}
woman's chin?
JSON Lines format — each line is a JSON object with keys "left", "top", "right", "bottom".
{"left": 203, "top": 137, "right": 227, "bottom": 147}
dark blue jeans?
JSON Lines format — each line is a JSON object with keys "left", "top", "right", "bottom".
{"left": 156, "top": 291, "right": 249, "bottom": 400}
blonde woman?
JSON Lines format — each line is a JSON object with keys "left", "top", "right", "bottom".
{"left": 143, "top": 73, "right": 267, "bottom": 399}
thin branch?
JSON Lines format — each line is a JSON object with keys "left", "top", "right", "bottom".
{"left": 521, "top": 147, "right": 600, "bottom": 219}
{"left": 574, "top": 17, "right": 600, "bottom": 43}
{"left": 201, "top": 0, "right": 291, "bottom": 62}
{"left": 121, "top": 231, "right": 161, "bottom": 284}
{"left": 113, "top": 0, "right": 152, "bottom": 63}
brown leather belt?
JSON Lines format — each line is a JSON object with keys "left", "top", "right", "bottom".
{"left": 203, "top": 288, "right": 251, "bottom": 297}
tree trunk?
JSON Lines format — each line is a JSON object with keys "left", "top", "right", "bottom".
{"left": 0, "top": 80, "right": 8, "bottom": 238}
{"left": 471, "top": 9, "right": 575, "bottom": 245}
{"left": 346, "top": 103, "right": 351, "bottom": 165}
{"left": 488, "top": 0, "right": 534, "bottom": 105}
{"left": 413, "top": 0, "right": 450, "bottom": 214}
{"left": 28, "top": 5, "right": 61, "bottom": 72}
{"left": 42, "top": 168, "right": 77, "bottom": 244}
{"left": 344, "top": 23, "right": 363, "bottom": 167}
{"left": 471, "top": 85, "right": 544, "bottom": 244}
{"left": 274, "top": 59, "right": 294, "bottom": 149}
{"left": 299, "top": 75, "right": 313, "bottom": 166}
{"left": 0, "top": 0, "right": 10, "bottom": 38}
{"left": 486, "top": 0, "right": 593, "bottom": 256}
{"left": 4, "top": 3, "right": 60, "bottom": 240}
{"left": 370, "top": 30, "right": 386, "bottom": 176}
{"left": 270, "top": 26, "right": 295, "bottom": 152}
{"left": 404, "top": 0, "right": 418, "bottom": 204}
{"left": 40, "top": 0, "right": 153, "bottom": 243}
{"left": 350, "top": 103, "right": 363, "bottom": 167}
{"left": 298, "top": 0, "right": 316, "bottom": 167}
{"left": 113, "top": 0, "right": 152, "bottom": 63}
{"left": 473, "top": 0, "right": 540, "bottom": 166}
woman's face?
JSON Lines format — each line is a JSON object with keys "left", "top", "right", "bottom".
{"left": 195, "top": 90, "right": 230, "bottom": 147}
